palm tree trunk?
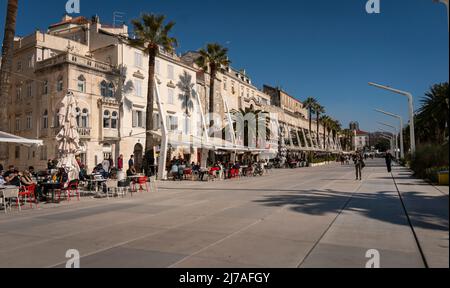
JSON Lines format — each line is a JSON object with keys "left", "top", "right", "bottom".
{"left": 316, "top": 113, "right": 320, "bottom": 148}
{"left": 0, "top": 0, "right": 19, "bottom": 163}
{"left": 308, "top": 109, "right": 312, "bottom": 133}
{"left": 144, "top": 47, "right": 157, "bottom": 174}
{"left": 208, "top": 66, "right": 216, "bottom": 164}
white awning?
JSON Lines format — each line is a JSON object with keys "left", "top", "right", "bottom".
{"left": 0, "top": 131, "right": 43, "bottom": 146}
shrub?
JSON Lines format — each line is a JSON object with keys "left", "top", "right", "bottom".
{"left": 410, "top": 142, "right": 449, "bottom": 181}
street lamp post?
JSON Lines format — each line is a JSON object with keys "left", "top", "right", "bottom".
{"left": 379, "top": 128, "right": 397, "bottom": 155}
{"left": 380, "top": 134, "right": 395, "bottom": 154}
{"left": 378, "top": 122, "right": 399, "bottom": 159}
{"left": 375, "top": 109, "right": 405, "bottom": 159}
{"left": 369, "top": 82, "right": 416, "bottom": 156}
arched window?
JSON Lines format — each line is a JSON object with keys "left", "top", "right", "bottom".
{"left": 78, "top": 75, "right": 86, "bottom": 93}
{"left": 82, "top": 109, "right": 89, "bottom": 128}
{"left": 57, "top": 76, "right": 63, "bottom": 92}
{"left": 111, "top": 111, "right": 118, "bottom": 129}
{"left": 75, "top": 108, "right": 81, "bottom": 127}
{"left": 43, "top": 80, "right": 48, "bottom": 95}
{"left": 43, "top": 110, "right": 48, "bottom": 129}
{"left": 107, "top": 82, "right": 115, "bottom": 98}
{"left": 100, "top": 80, "right": 107, "bottom": 97}
{"left": 103, "top": 110, "right": 111, "bottom": 128}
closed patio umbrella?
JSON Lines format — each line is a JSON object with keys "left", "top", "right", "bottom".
{"left": 55, "top": 92, "right": 80, "bottom": 182}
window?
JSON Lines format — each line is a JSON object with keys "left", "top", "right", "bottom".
{"left": 134, "top": 52, "right": 143, "bottom": 68}
{"left": 15, "top": 117, "right": 20, "bottom": 131}
{"left": 16, "top": 86, "right": 22, "bottom": 101}
{"left": 27, "top": 83, "right": 32, "bottom": 98}
{"left": 75, "top": 108, "right": 81, "bottom": 127}
{"left": 153, "top": 113, "right": 160, "bottom": 130}
{"left": 17, "top": 61, "right": 22, "bottom": 72}
{"left": 167, "top": 64, "right": 174, "bottom": 80}
{"left": 43, "top": 110, "right": 49, "bottom": 129}
{"left": 107, "top": 83, "right": 115, "bottom": 98}
{"left": 28, "top": 55, "right": 34, "bottom": 68}
{"left": 155, "top": 59, "right": 160, "bottom": 75}
{"left": 78, "top": 75, "right": 86, "bottom": 93}
{"left": 100, "top": 81, "right": 107, "bottom": 97}
{"left": 134, "top": 80, "right": 142, "bottom": 97}
{"left": 168, "top": 88, "right": 174, "bottom": 104}
{"left": 111, "top": 111, "right": 118, "bottom": 129}
{"left": 132, "top": 110, "right": 145, "bottom": 128}
{"left": 43, "top": 80, "right": 48, "bottom": 95}
{"left": 167, "top": 115, "right": 178, "bottom": 131}
{"left": 183, "top": 116, "right": 191, "bottom": 135}
{"left": 103, "top": 110, "right": 111, "bottom": 128}
{"left": 57, "top": 77, "right": 63, "bottom": 92}
{"left": 26, "top": 113, "right": 32, "bottom": 130}
{"left": 39, "top": 146, "right": 47, "bottom": 161}
{"left": 81, "top": 109, "right": 89, "bottom": 128}
{"left": 15, "top": 146, "right": 20, "bottom": 159}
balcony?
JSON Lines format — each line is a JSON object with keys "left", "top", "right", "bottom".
{"left": 36, "top": 52, "right": 117, "bottom": 74}
{"left": 78, "top": 128, "right": 91, "bottom": 139}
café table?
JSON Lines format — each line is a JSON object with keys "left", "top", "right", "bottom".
{"left": 40, "top": 182, "right": 62, "bottom": 203}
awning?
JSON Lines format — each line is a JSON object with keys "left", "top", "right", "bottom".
{"left": 0, "top": 131, "right": 43, "bottom": 146}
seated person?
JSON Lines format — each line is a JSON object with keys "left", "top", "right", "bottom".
{"left": 178, "top": 162, "right": 186, "bottom": 179}
{"left": 126, "top": 166, "right": 137, "bottom": 177}
{"left": 20, "top": 170, "right": 36, "bottom": 186}
{"left": 79, "top": 166, "right": 88, "bottom": 182}
{"left": 4, "top": 166, "right": 21, "bottom": 187}
{"left": 170, "top": 163, "right": 179, "bottom": 180}
{"left": 55, "top": 168, "right": 68, "bottom": 184}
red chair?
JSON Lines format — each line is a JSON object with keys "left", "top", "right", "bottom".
{"left": 133, "top": 177, "right": 149, "bottom": 193}
{"left": 19, "top": 184, "right": 38, "bottom": 209}
{"left": 64, "top": 180, "right": 80, "bottom": 201}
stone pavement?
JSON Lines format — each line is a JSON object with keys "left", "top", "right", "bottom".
{"left": 0, "top": 159, "right": 447, "bottom": 268}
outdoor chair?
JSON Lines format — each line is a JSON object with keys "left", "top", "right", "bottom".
{"left": 105, "top": 180, "right": 118, "bottom": 199}
{"left": 62, "top": 180, "right": 80, "bottom": 201}
{"left": 1, "top": 188, "right": 21, "bottom": 214}
{"left": 19, "top": 184, "right": 38, "bottom": 209}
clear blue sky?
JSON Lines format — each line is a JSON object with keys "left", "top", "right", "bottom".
{"left": 1, "top": 0, "right": 448, "bottom": 132}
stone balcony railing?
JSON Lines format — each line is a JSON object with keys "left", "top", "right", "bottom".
{"left": 36, "top": 52, "right": 116, "bottom": 73}
{"left": 78, "top": 128, "right": 91, "bottom": 138}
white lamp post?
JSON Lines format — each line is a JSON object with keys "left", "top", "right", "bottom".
{"left": 378, "top": 122, "right": 399, "bottom": 159}
{"left": 369, "top": 82, "right": 416, "bottom": 156}
{"left": 375, "top": 109, "right": 404, "bottom": 159}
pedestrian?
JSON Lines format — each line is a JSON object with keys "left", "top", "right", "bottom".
{"left": 354, "top": 152, "right": 364, "bottom": 181}
{"left": 128, "top": 155, "right": 134, "bottom": 169}
{"left": 102, "top": 158, "right": 111, "bottom": 175}
{"left": 118, "top": 154, "right": 124, "bottom": 171}
{"left": 108, "top": 156, "right": 114, "bottom": 169}
{"left": 385, "top": 151, "right": 394, "bottom": 173}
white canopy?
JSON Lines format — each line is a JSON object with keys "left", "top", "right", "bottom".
{"left": 0, "top": 131, "right": 43, "bottom": 146}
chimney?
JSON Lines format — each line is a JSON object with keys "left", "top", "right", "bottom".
{"left": 62, "top": 14, "right": 72, "bottom": 22}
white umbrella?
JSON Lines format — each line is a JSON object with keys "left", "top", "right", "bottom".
{"left": 56, "top": 92, "right": 80, "bottom": 182}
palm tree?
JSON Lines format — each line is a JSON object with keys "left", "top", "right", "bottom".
{"left": 304, "top": 97, "right": 317, "bottom": 134}
{"left": 320, "top": 115, "right": 332, "bottom": 150}
{"left": 195, "top": 43, "right": 230, "bottom": 131}
{"left": 416, "top": 82, "right": 449, "bottom": 144}
{"left": 177, "top": 71, "right": 195, "bottom": 116}
{"left": 129, "top": 13, "right": 177, "bottom": 171}
{"left": 0, "top": 0, "right": 19, "bottom": 163}
{"left": 314, "top": 103, "right": 325, "bottom": 148}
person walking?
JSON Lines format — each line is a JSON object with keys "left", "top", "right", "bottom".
{"left": 354, "top": 152, "right": 364, "bottom": 181}
{"left": 385, "top": 151, "right": 394, "bottom": 173}
{"left": 128, "top": 155, "right": 134, "bottom": 169}
{"left": 117, "top": 155, "right": 124, "bottom": 171}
